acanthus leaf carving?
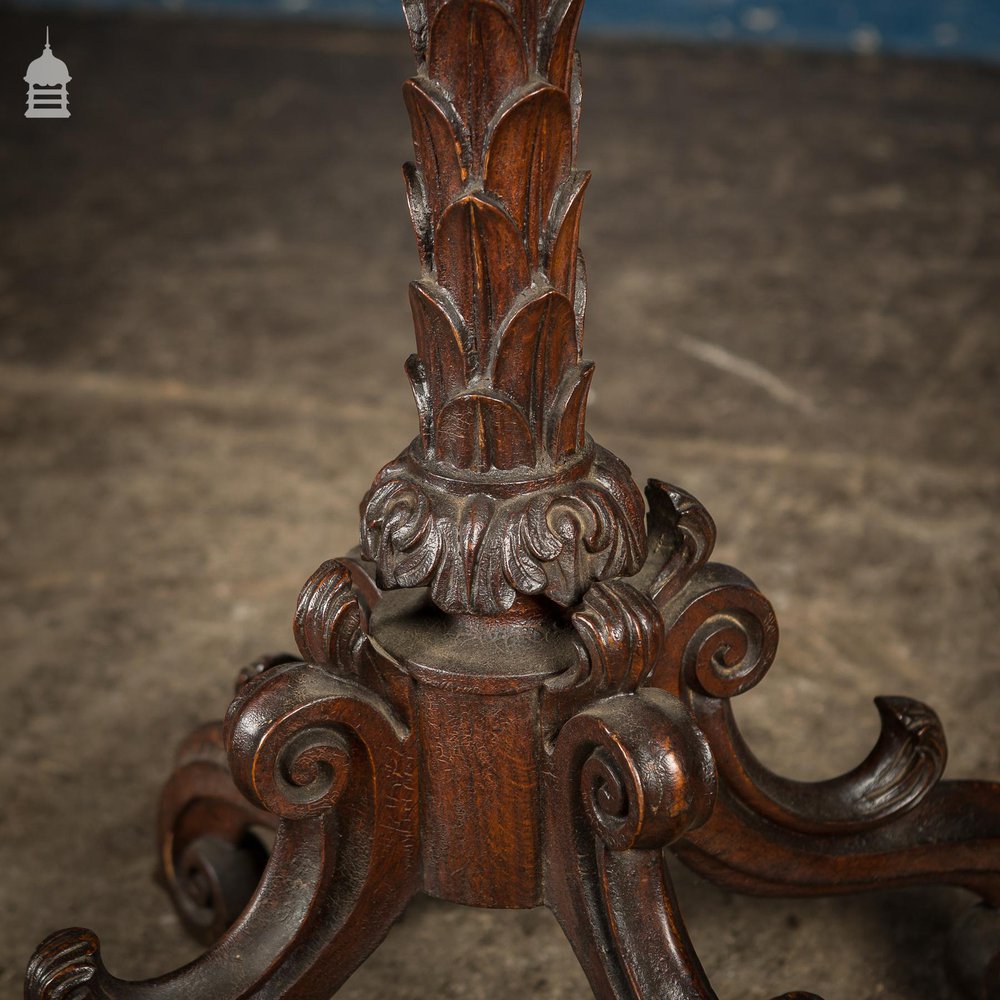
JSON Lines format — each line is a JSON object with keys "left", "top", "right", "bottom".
{"left": 629, "top": 479, "right": 717, "bottom": 606}
{"left": 547, "top": 360, "right": 593, "bottom": 461}
{"left": 545, "top": 579, "right": 664, "bottom": 707}
{"left": 25, "top": 927, "right": 103, "bottom": 1000}
{"left": 435, "top": 390, "right": 535, "bottom": 471}
{"left": 402, "top": 162, "right": 434, "bottom": 274}
{"left": 401, "top": 0, "right": 429, "bottom": 62}
{"left": 540, "top": 0, "right": 585, "bottom": 96}
{"left": 361, "top": 443, "right": 645, "bottom": 614}
{"left": 405, "top": 353, "right": 434, "bottom": 453}
{"left": 375, "top": 0, "right": 646, "bottom": 614}
{"left": 545, "top": 170, "right": 590, "bottom": 331}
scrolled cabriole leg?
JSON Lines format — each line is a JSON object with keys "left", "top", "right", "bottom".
{"left": 636, "top": 481, "right": 1000, "bottom": 992}
{"left": 26, "top": 569, "right": 421, "bottom": 1000}
{"left": 543, "top": 689, "right": 822, "bottom": 1000}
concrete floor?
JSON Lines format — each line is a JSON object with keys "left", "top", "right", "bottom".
{"left": 1, "top": 10, "right": 999, "bottom": 999}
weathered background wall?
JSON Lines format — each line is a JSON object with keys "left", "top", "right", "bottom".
{"left": 10, "top": 0, "right": 1000, "bottom": 62}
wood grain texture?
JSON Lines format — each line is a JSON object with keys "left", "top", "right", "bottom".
{"left": 24, "top": 3, "right": 1000, "bottom": 999}
{"left": 361, "top": 0, "right": 645, "bottom": 614}
{"left": 418, "top": 685, "right": 544, "bottom": 907}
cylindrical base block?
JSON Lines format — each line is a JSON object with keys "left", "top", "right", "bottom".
{"left": 370, "top": 589, "right": 577, "bottom": 908}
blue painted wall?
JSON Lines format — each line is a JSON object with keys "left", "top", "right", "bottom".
{"left": 15, "top": 0, "right": 1000, "bottom": 62}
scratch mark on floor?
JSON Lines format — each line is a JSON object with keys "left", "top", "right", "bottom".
{"left": 673, "top": 333, "right": 817, "bottom": 414}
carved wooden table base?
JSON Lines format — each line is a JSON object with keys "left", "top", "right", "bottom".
{"left": 25, "top": 1, "right": 1000, "bottom": 997}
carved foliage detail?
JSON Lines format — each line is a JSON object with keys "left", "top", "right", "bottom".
{"left": 361, "top": 444, "right": 645, "bottom": 614}
{"left": 367, "top": 0, "right": 648, "bottom": 612}
{"left": 293, "top": 559, "right": 370, "bottom": 673}
{"left": 855, "top": 696, "right": 948, "bottom": 822}
{"left": 400, "top": 0, "right": 592, "bottom": 473}
{"left": 635, "top": 479, "right": 717, "bottom": 607}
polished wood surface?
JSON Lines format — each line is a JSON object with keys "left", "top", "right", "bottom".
{"left": 24, "top": 2, "right": 1000, "bottom": 998}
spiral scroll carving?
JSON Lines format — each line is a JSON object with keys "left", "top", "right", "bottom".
{"left": 652, "top": 560, "right": 950, "bottom": 835}
{"left": 226, "top": 659, "right": 410, "bottom": 823}
{"left": 229, "top": 703, "right": 353, "bottom": 821}
{"left": 269, "top": 726, "right": 353, "bottom": 819}
{"left": 662, "top": 569, "right": 778, "bottom": 700}
{"left": 554, "top": 691, "right": 717, "bottom": 851}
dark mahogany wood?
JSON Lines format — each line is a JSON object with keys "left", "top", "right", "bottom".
{"left": 25, "top": 2, "right": 1000, "bottom": 998}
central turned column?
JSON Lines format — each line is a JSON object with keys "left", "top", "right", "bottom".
{"left": 358, "top": 0, "right": 648, "bottom": 909}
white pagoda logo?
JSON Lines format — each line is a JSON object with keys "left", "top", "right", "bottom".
{"left": 25, "top": 28, "right": 71, "bottom": 119}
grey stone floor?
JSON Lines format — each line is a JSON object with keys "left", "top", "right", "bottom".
{"left": 1, "top": 10, "right": 999, "bottom": 999}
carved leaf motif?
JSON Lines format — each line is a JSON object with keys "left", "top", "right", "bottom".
{"left": 402, "top": 0, "right": 429, "bottom": 61}
{"left": 460, "top": 493, "right": 492, "bottom": 604}
{"left": 361, "top": 445, "right": 646, "bottom": 613}
{"left": 569, "top": 51, "right": 583, "bottom": 158}
{"left": 861, "top": 697, "right": 948, "bottom": 819}
{"left": 642, "top": 481, "right": 718, "bottom": 606}
{"left": 403, "top": 80, "right": 466, "bottom": 225}
{"left": 501, "top": 518, "right": 549, "bottom": 593}
{"left": 540, "top": 0, "right": 584, "bottom": 94}
{"left": 545, "top": 171, "right": 589, "bottom": 311}
{"left": 485, "top": 86, "right": 572, "bottom": 266}
{"left": 434, "top": 195, "right": 529, "bottom": 361}
{"left": 26, "top": 928, "right": 108, "bottom": 1000}
{"left": 403, "top": 162, "right": 433, "bottom": 273}
{"left": 494, "top": 290, "right": 576, "bottom": 438}
{"left": 547, "top": 361, "right": 594, "bottom": 461}
{"left": 520, "top": 491, "right": 608, "bottom": 606}
{"left": 507, "top": 0, "right": 539, "bottom": 65}
{"left": 405, "top": 353, "right": 434, "bottom": 452}
{"left": 573, "top": 247, "right": 587, "bottom": 338}
{"left": 427, "top": 0, "right": 528, "bottom": 173}
{"left": 423, "top": 0, "right": 450, "bottom": 25}
{"left": 436, "top": 391, "right": 534, "bottom": 471}
{"left": 293, "top": 558, "right": 370, "bottom": 673}
{"left": 410, "top": 281, "right": 470, "bottom": 416}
